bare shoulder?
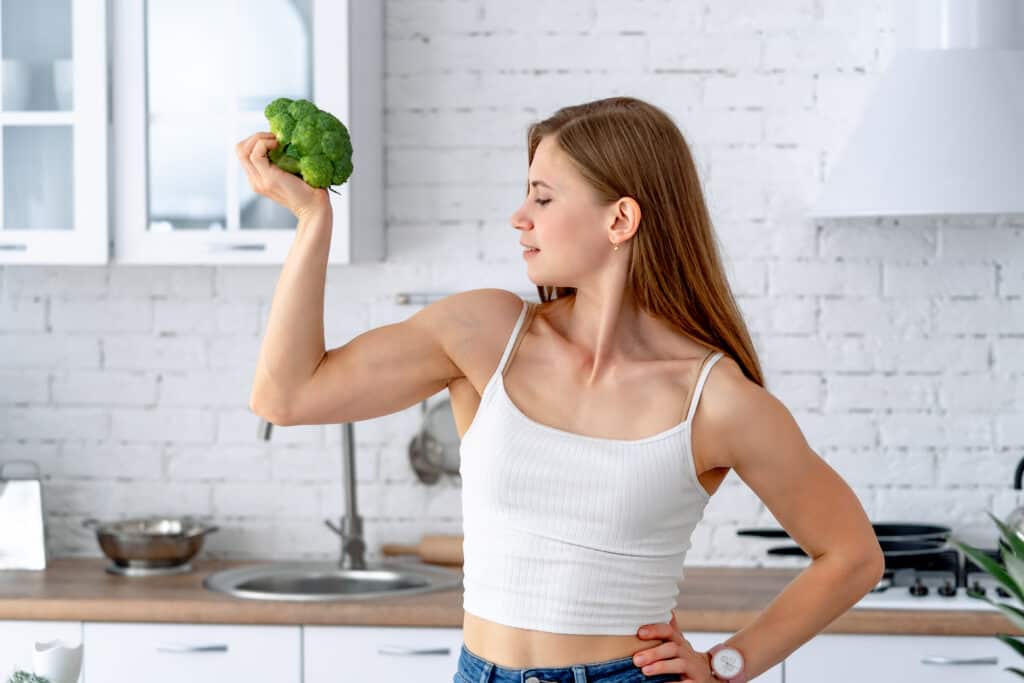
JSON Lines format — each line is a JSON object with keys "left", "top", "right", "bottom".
{"left": 413, "top": 288, "right": 525, "bottom": 339}
{"left": 411, "top": 288, "right": 526, "bottom": 375}
{"left": 699, "top": 353, "right": 792, "bottom": 469}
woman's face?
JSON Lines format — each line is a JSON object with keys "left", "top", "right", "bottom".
{"left": 510, "top": 135, "right": 619, "bottom": 288}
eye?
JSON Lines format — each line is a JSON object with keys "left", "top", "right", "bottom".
{"left": 534, "top": 199, "right": 551, "bottom": 206}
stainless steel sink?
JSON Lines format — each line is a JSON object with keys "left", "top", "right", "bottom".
{"left": 211, "top": 420, "right": 463, "bottom": 601}
{"left": 203, "top": 559, "right": 463, "bottom": 601}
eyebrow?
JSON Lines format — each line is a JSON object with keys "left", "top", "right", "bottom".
{"left": 529, "top": 180, "right": 554, "bottom": 190}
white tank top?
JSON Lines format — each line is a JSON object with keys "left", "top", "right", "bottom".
{"left": 459, "top": 298, "right": 722, "bottom": 635}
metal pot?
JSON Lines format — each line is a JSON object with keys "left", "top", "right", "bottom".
{"left": 82, "top": 516, "right": 218, "bottom": 568}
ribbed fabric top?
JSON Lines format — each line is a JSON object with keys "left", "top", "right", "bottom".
{"left": 459, "top": 298, "right": 722, "bottom": 635}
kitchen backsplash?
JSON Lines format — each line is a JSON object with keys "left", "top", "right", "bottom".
{"left": 2, "top": 0, "right": 1023, "bottom": 565}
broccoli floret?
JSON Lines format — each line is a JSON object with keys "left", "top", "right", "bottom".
{"left": 8, "top": 670, "right": 51, "bottom": 683}
{"left": 263, "top": 97, "right": 354, "bottom": 193}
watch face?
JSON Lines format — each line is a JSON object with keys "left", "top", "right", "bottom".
{"left": 711, "top": 647, "right": 745, "bottom": 677}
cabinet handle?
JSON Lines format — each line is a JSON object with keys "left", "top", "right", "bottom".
{"left": 208, "top": 243, "right": 267, "bottom": 251}
{"left": 156, "top": 643, "right": 230, "bottom": 653}
{"left": 921, "top": 655, "right": 997, "bottom": 665}
{"left": 377, "top": 645, "right": 452, "bottom": 656}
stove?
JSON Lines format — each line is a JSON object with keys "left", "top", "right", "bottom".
{"left": 853, "top": 547, "right": 1013, "bottom": 611}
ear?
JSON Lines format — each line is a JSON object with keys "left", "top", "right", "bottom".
{"left": 608, "top": 196, "right": 641, "bottom": 243}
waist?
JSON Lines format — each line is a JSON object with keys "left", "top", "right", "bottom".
{"left": 461, "top": 611, "right": 667, "bottom": 669}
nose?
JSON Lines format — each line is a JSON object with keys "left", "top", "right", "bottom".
{"left": 510, "top": 202, "right": 532, "bottom": 231}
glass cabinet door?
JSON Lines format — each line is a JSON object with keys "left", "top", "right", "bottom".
{"left": 113, "top": 0, "right": 383, "bottom": 265}
{"left": 0, "top": 0, "right": 107, "bottom": 264}
{"left": 146, "top": 0, "right": 310, "bottom": 234}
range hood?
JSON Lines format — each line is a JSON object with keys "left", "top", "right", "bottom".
{"left": 810, "top": 0, "right": 1024, "bottom": 218}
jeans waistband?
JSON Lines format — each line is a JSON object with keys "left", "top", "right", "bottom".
{"left": 456, "top": 643, "right": 678, "bottom": 683}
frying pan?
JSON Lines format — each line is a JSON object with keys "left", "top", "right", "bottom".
{"left": 738, "top": 522, "right": 950, "bottom": 543}
{"left": 766, "top": 539, "right": 948, "bottom": 558}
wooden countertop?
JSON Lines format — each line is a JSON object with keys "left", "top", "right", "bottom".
{"left": 0, "top": 558, "right": 1019, "bottom": 636}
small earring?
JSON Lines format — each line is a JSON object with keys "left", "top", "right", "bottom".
{"left": 612, "top": 241, "right": 620, "bottom": 251}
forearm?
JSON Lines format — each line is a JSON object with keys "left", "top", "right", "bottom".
{"left": 721, "top": 554, "right": 882, "bottom": 680}
{"left": 250, "top": 207, "right": 333, "bottom": 417}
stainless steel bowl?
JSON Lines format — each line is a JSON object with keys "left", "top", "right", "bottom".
{"left": 83, "top": 516, "right": 219, "bottom": 568}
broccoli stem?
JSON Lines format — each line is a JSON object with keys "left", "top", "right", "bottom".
{"left": 268, "top": 145, "right": 301, "bottom": 174}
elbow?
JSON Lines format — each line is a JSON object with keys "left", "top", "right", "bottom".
{"left": 859, "top": 548, "right": 887, "bottom": 585}
{"left": 249, "top": 390, "right": 295, "bottom": 427}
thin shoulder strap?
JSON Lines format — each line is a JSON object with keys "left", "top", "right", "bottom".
{"left": 501, "top": 301, "right": 538, "bottom": 376}
{"left": 685, "top": 350, "right": 725, "bottom": 423}
{"left": 496, "top": 299, "right": 530, "bottom": 375}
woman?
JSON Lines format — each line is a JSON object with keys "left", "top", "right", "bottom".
{"left": 238, "top": 96, "right": 885, "bottom": 683}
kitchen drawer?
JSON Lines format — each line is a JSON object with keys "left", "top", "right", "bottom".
{"left": 83, "top": 622, "right": 299, "bottom": 683}
{"left": 786, "top": 633, "right": 1008, "bottom": 683}
{"left": 0, "top": 621, "right": 83, "bottom": 681}
{"left": 304, "top": 625, "right": 464, "bottom": 681}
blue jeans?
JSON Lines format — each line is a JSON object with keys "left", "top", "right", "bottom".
{"left": 454, "top": 643, "right": 680, "bottom": 683}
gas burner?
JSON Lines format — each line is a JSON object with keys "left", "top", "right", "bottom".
{"left": 739, "top": 523, "right": 1017, "bottom": 611}
{"left": 857, "top": 547, "right": 1013, "bottom": 611}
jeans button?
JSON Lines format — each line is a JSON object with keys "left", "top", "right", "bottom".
{"left": 525, "top": 677, "right": 540, "bottom": 683}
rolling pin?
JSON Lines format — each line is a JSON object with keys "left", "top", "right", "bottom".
{"left": 381, "top": 534, "right": 463, "bottom": 566}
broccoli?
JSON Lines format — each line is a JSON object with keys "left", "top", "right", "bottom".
{"left": 7, "top": 671, "right": 50, "bottom": 683}
{"left": 263, "top": 97, "right": 353, "bottom": 194}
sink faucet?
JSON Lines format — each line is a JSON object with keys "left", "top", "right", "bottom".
{"left": 257, "top": 418, "right": 367, "bottom": 570}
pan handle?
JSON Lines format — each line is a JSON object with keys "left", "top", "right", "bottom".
{"left": 737, "top": 528, "right": 790, "bottom": 538}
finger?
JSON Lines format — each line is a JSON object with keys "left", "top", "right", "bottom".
{"left": 633, "top": 642, "right": 682, "bottom": 667}
{"left": 638, "top": 623, "right": 679, "bottom": 641}
{"left": 237, "top": 140, "right": 264, "bottom": 188}
{"left": 236, "top": 132, "right": 276, "bottom": 161}
{"left": 250, "top": 137, "right": 276, "bottom": 173}
{"left": 636, "top": 657, "right": 686, "bottom": 677}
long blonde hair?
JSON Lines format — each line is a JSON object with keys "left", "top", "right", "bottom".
{"left": 526, "top": 96, "right": 764, "bottom": 387}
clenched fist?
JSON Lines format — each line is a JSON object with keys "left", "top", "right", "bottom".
{"left": 235, "top": 132, "right": 331, "bottom": 220}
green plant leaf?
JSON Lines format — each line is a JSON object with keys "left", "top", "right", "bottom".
{"left": 948, "top": 536, "right": 1024, "bottom": 604}
{"left": 990, "top": 510, "right": 1024, "bottom": 559}
{"left": 997, "top": 633, "right": 1024, "bottom": 658}
{"left": 992, "top": 600, "right": 1024, "bottom": 632}
{"left": 1005, "top": 549, "right": 1024, "bottom": 596}
{"left": 1007, "top": 666, "right": 1024, "bottom": 677}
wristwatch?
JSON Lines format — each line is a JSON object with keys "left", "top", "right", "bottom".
{"left": 707, "top": 642, "right": 748, "bottom": 683}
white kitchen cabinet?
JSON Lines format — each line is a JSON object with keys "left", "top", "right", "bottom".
{"left": 304, "top": 625, "right": 465, "bottom": 682}
{"left": 786, "top": 633, "right": 1010, "bottom": 683}
{"left": 0, "top": 0, "right": 108, "bottom": 265}
{"left": 82, "top": 621, "right": 300, "bottom": 683}
{"left": 0, "top": 620, "right": 83, "bottom": 682}
{"left": 110, "top": 0, "right": 383, "bottom": 265}
{"left": 303, "top": 627, "right": 783, "bottom": 682}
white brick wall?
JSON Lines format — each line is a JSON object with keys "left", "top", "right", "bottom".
{"left": 1, "top": 0, "right": 1022, "bottom": 570}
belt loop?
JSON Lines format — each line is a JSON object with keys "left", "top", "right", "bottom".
{"left": 572, "top": 664, "right": 587, "bottom": 683}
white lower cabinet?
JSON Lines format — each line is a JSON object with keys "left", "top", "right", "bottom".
{"left": 82, "top": 622, "right": 300, "bottom": 683}
{"left": 304, "top": 625, "right": 466, "bottom": 682}
{"left": 786, "top": 633, "right": 1010, "bottom": 683}
{"left": 682, "top": 632, "right": 783, "bottom": 683}
{"left": 0, "top": 621, "right": 84, "bottom": 682}
{"left": 301, "top": 628, "right": 783, "bottom": 682}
